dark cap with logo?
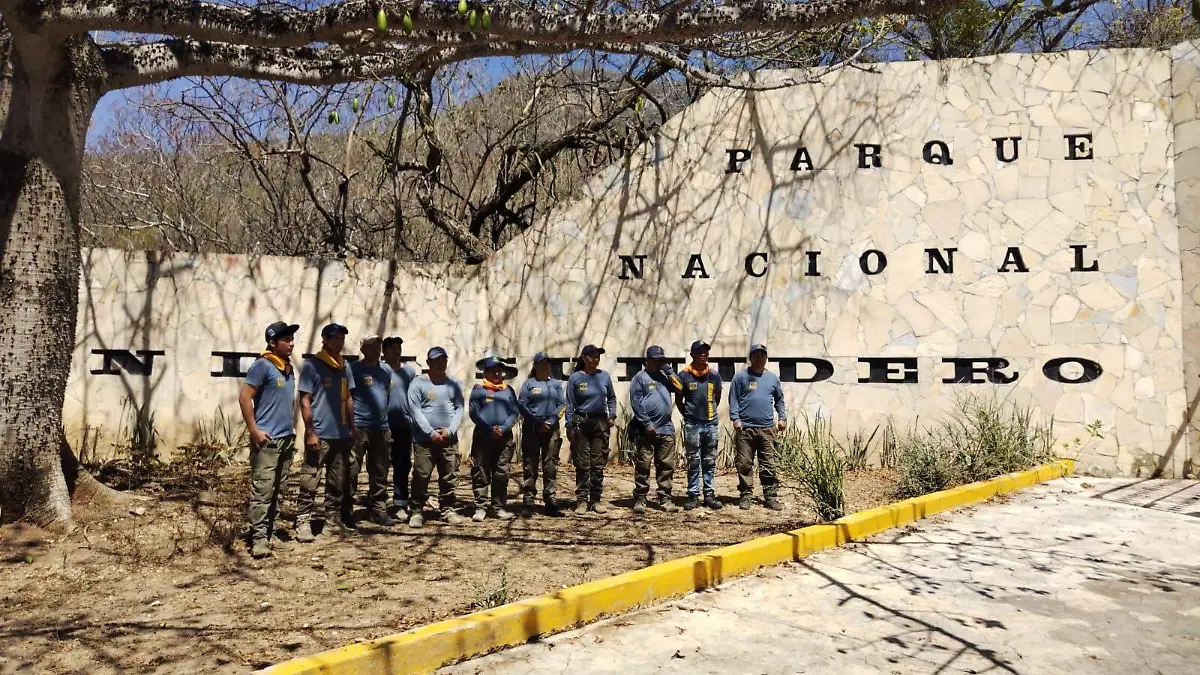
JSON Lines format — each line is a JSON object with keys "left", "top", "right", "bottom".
{"left": 749, "top": 343, "right": 768, "bottom": 356}
{"left": 321, "top": 323, "right": 349, "bottom": 339}
{"left": 265, "top": 321, "right": 300, "bottom": 343}
{"left": 533, "top": 351, "right": 551, "bottom": 363}
{"left": 645, "top": 345, "right": 666, "bottom": 359}
{"left": 427, "top": 346, "right": 449, "bottom": 360}
{"left": 580, "top": 344, "right": 605, "bottom": 357}
{"left": 690, "top": 340, "right": 711, "bottom": 354}
{"left": 478, "top": 355, "right": 505, "bottom": 371}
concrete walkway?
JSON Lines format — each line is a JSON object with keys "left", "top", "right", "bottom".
{"left": 441, "top": 477, "right": 1200, "bottom": 674}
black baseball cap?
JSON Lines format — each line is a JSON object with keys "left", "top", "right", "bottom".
{"left": 428, "top": 346, "right": 448, "bottom": 360}
{"left": 645, "top": 345, "right": 666, "bottom": 359}
{"left": 533, "top": 351, "right": 551, "bottom": 363}
{"left": 749, "top": 343, "right": 768, "bottom": 356}
{"left": 690, "top": 340, "right": 711, "bottom": 354}
{"left": 382, "top": 336, "right": 404, "bottom": 349}
{"left": 321, "top": 323, "right": 349, "bottom": 338}
{"left": 580, "top": 344, "right": 605, "bottom": 357}
{"left": 478, "top": 355, "right": 504, "bottom": 371}
{"left": 265, "top": 321, "right": 299, "bottom": 343}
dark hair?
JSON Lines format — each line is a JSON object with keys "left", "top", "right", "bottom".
{"left": 382, "top": 337, "right": 403, "bottom": 350}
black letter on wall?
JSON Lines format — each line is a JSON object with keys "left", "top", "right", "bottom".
{"left": 858, "top": 357, "right": 918, "bottom": 384}
{"left": 994, "top": 137, "right": 1021, "bottom": 163}
{"left": 805, "top": 251, "right": 821, "bottom": 277}
{"left": 925, "top": 248, "right": 957, "bottom": 274}
{"left": 1043, "top": 357, "right": 1103, "bottom": 384}
{"left": 859, "top": 250, "right": 887, "bottom": 275}
{"left": 790, "top": 147, "right": 814, "bottom": 171}
{"left": 726, "top": 149, "right": 752, "bottom": 173}
{"left": 211, "top": 351, "right": 260, "bottom": 378}
{"left": 922, "top": 140, "right": 954, "bottom": 165}
{"left": 856, "top": 143, "right": 882, "bottom": 168}
{"left": 942, "top": 357, "right": 1019, "bottom": 384}
{"left": 1070, "top": 244, "right": 1099, "bottom": 272}
{"left": 619, "top": 254, "right": 647, "bottom": 280}
{"left": 90, "top": 349, "right": 165, "bottom": 377}
{"left": 745, "top": 252, "right": 769, "bottom": 278}
{"left": 776, "top": 358, "right": 835, "bottom": 384}
{"left": 682, "top": 254, "right": 710, "bottom": 279}
{"left": 998, "top": 247, "right": 1029, "bottom": 273}
{"left": 1065, "top": 133, "right": 1093, "bottom": 160}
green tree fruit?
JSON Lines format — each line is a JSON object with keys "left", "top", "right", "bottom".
{"left": 377, "top": 8, "right": 388, "bottom": 32}
{"left": 388, "top": 92, "right": 396, "bottom": 108}
{"left": 351, "top": 97, "right": 360, "bottom": 113}
{"left": 468, "top": 9, "right": 477, "bottom": 30}
{"left": 328, "top": 110, "right": 336, "bottom": 124}
{"left": 402, "top": 12, "right": 413, "bottom": 34}
{"left": 482, "top": 9, "right": 490, "bottom": 30}
{"left": 459, "top": 0, "right": 468, "bottom": 15}
{"left": 332, "top": 110, "right": 341, "bottom": 124}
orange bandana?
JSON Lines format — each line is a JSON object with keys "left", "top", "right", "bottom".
{"left": 480, "top": 380, "right": 507, "bottom": 392}
{"left": 260, "top": 351, "right": 291, "bottom": 375}
{"left": 685, "top": 364, "right": 710, "bottom": 378}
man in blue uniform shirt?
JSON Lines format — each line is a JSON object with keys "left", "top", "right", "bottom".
{"left": 566, "top": 344, "right": 617, "bottom": 515}
{"left": 627, "top": 345, "right": 684, "bottom": 514}
{"left": 296, "top": 323, "right": 357, "bottom": 540}
{"left": 728, "top": 343, "right": 788, "bottom": 510}
{"left": 350, "top": 334, "right": 395, "bottom": 526}
{"left": 676, "top": 340, "right": 724, "bottom": 511}
{"left": 238, "top": 321, "right": 299, "bottom": 558}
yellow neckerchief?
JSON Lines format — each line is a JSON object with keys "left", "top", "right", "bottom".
{"left": 314, "top": 350, "right": 349, "bottom": 424}
{"left": 685, "top": 363, "right": 710, "bottom": 378}
{"left": 260, "top": 351, "right": 291, "bottom": 375}
{"left": 480, "top": 379, "right": 507, "bottom": 392}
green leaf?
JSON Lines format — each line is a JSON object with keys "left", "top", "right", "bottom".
{"left": 377, "top": 8, "right": 388, "bottom": 32}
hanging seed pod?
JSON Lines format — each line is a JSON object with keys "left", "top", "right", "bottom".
{"left": 402, "top": 12, "right": 413, "bottom": 34}
{"left": 482, "top": 9, "right": 490, "bottom": 30}
{"left": 388, "top": 92, "right": 396, "bottom": 108}
{"left": 377, "top": 7, "right": 388, "bottom": 32}
{"left": 330, "top": 110, "right": 341, "bottom": 124}
{"left": 459, "top": 0, "right": 468, "bottom": 15}
{"left": 468, "top": 9, "right": 477, "bottom": 30}
{"left": 351, "top": 97, "right": 360, "bottom": 113}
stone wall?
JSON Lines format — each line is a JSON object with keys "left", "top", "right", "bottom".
{"left": 68, "top": 45, "right": 1200, "bottom": 477}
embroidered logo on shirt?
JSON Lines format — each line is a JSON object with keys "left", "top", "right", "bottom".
{"left": 687, "top": 383, "right": 698, "bottom": 391}
{"left": 364, "top": 376, "right": 374, "bottom": 386}
{"left": 531, "top": 387, "right": 543, "bottom": 395}
{"left": 323, "top": 377, "right": 332, "bottom": 389}
{"left": 749, "top": 381, "right": 758, "bottom": 390}
{"left": 426, "top": 390, "right": 437, "bottom": 401}
{"left": 276, "top": 378, "right": 285, "bottom": 388}
{"left": 649, "top": 383, "right": 657, "bottom": 389}
{"left": 578, "top": 383, "right": 588, "bottom": 391}
{"left": 486, "top": 395, "right": 495, "bottom": 403}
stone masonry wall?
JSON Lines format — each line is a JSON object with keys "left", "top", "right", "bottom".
{"left": 67, "top": 45, "right": 1199, "bottom": 476}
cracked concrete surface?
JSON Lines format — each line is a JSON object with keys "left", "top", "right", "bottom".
{"left": 440, "top": 477, "right": 1200, "bottom": 674}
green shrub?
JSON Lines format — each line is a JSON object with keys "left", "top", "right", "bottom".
{"left": 838, "top": 423, "right": 879, "bottom": 471}
{"left": 775, "top": 412, "right": 846, "bottom": 522}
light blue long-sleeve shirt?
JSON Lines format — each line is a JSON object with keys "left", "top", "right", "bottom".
{"left": 469, "top": 384, "right": 520, "bottom": 434}
{"left": 407, "top": 374, "right": 466, "bottom": 444}
{"left": 517, "top": 376, "right": 566, "bottom": 426}
{"left": 566, "top": 369, "right": 616, "bottom": 425}
{"left": 386, "top": 362, "right": 420, "bottom": 429}
{"left": 728, "top": 368, "right": 787, "bottom": 428}
{"left": 628, "top": 368, "right": 682, "bottom": 435}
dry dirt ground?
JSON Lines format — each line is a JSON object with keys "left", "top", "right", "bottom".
{"left": 0, "top": 461, "right": 898, "bottom": 675}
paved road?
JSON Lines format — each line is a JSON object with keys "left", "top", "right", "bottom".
{"left": 441, "top": 477, "right": 1200, "bottom": 674}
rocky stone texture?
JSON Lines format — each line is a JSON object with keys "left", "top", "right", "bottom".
{"left": 67, "top": 46, "right": 1199, "bottom": 476}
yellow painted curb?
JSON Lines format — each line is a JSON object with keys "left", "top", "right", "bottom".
{"left": 258, "top": 459, "right": 1075, "bottom": 675}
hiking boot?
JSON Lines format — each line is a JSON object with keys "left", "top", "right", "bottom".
{"left": 295, "top": 521, "right": 315, "bottom": 543}
{"left": 739, "top": 495, "right": 753, "bottom": 510}
{"left": 632, "top": 499, "right": 647, "bottom": 515}
{"left": 495, "top": 507, "right": 515, "bottom": 520}
{"left": 250, "top": 538, "right": 271, "bottom": 559}
{"left": 590, "top": 501, "right": 608, "bottom": 515}
{"left": 327, "top": 518, "right": 359, "bottom": 536}
{"left": 472, "top": 508, "right": 487, "bottom": 522}
{"left": 443, "top": 509, "right": 466, "bottom": 525}
{"left": 657, "top": 498, "right": 680, "bottom": 513}
{"left": 369, "top": 511, "right": 396, "bottom": 526}
{"left": 408, "top": 512, "right": 425, "bottom": 528}
{"left": 764, "top": 497, "right": 784, "bottom": 511}
{"left": 574, "top": 501, "right": 589, "bottom": 516}
{"left": 521, "top": 502, "right": 535, "bottom": 518}
{"left": 683, "top": 498, "right": 699, "bottom": 511}
{"left": 704, "top": 495, "right": 723, "bottom": 510}
{"left": 546, "top": 499, "right": 562, "bottom": 517}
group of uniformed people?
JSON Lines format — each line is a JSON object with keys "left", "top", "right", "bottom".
{"left": 239, "top": 321, "right": 788, "bottom": 559}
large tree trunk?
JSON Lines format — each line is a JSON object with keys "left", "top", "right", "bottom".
{"left": 0, "top": 31, "right": 102, "bottom": 529}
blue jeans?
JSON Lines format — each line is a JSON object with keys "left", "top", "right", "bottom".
{"left": 684, "top": 422, "right": 719, "bottom": 499}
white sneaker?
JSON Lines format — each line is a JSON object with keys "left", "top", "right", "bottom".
{"left": 495, "top": 507, "right": 515, "bottom": 519}
{"left": 472, "top": 508, "right": 487, "bottom": 522}
{"left": 408, "top": 512, "right": 424, "bottom": 528}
